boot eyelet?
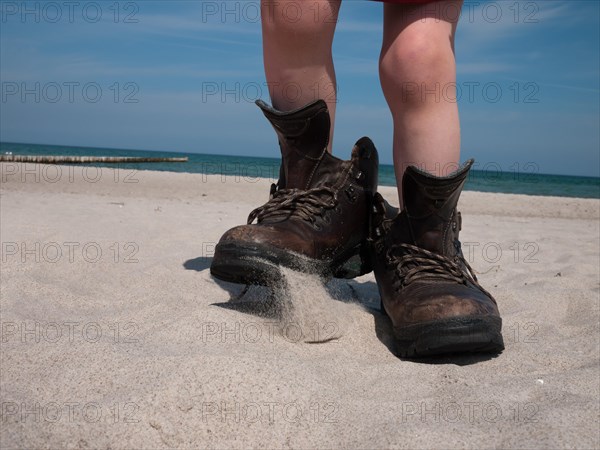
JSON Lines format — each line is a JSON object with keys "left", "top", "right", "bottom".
{"left": 323, "top": 214, "right": 331, "bottom": 224}
{"left": 345, "top": 186, "right": 358, "bottom": 203}
{"left": 269, "top": 183, "right": 278, "bottom": 197}
{"left": 334, "top": 205, "right": 342, "bottom": 214}
{"left": 313, "top": 223, "right": 322, "bottom": 231}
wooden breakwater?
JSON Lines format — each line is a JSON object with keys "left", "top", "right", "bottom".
{"left": 0, "top": 155, "right": 188, "bottom": 164}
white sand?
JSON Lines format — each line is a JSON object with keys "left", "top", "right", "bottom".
{"left": 1, "top": 163, "right": 599, "bottom": 449}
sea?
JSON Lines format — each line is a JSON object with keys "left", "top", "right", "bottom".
{"left": 1, "top": 142, "right": 599, "bottom": 199}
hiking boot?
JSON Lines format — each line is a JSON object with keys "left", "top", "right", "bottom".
{"left": 210, "top": 99, "right": 379, "bottom": 285}
{"left": 370, "top": 160, "right": 504, "bottom": 357}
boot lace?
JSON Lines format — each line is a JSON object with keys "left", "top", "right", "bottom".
{"left": 247, "top": 185, "right": 337, "bottom": 225}
{"left": 386, "top": 243, "right": 492, "bottom": 297}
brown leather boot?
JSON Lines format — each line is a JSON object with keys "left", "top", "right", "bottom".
{"left": 210, "top": 99, "right": 379, "bottom": 285}
{"left": 371, "top": 160, "right": 504, "bottom": 357}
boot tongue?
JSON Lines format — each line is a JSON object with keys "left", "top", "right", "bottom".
{"left": 402, "top": 160, "right": 473, "bottom": 254}
{"left": 280, "top": 147, "right": 323, "bottom": 189}
{"left": 256, "top": 99, "right": 330, "bottom": 189}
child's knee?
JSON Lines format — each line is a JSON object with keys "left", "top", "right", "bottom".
{"left": 379, "top": 31, "right": 455, "bottom": 110}
{"left": 381, "top": 32, "right": 449, "bottom": 83}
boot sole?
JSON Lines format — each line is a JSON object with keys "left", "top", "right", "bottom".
{"left": 210, "top": 240, "right": 370, "bottom": 285}
{"left": 391, "top": 315, "right": 504, "bottom": 358}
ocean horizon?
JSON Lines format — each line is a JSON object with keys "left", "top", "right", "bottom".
{"left": 1, "top": 141, "right": 599, "bottom": 200}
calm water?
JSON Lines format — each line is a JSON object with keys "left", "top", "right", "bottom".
{"left": 2, "top": 142, "right": 599, "bottom": 199}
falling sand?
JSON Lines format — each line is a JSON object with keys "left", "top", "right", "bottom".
{"left": 233, "top": 267, "right": 366, "bottom": 344}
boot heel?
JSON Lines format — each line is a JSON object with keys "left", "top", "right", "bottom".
{"left": 332, "top": 246, "right": 363, "bottom": 279}
{"left": 333, "top": 187, "right": 376, "bottom": 279}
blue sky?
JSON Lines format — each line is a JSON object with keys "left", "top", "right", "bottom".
{"left": 1, "top": 0, "right": 598, "bottom": 177}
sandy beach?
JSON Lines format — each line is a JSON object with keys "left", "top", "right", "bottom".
{"left": 1, "top": 163, "right": 599, "bottom": 449}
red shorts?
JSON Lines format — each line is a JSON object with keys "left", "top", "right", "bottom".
{"left": 373, "top": 1, "right": 440, "bottom": 3}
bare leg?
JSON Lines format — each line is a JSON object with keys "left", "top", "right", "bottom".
{"left": 261, "top": 0, "right": 341, "bottom": 151}
{"left": 379, "top": 1, "right": 463, "bottom": 206}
